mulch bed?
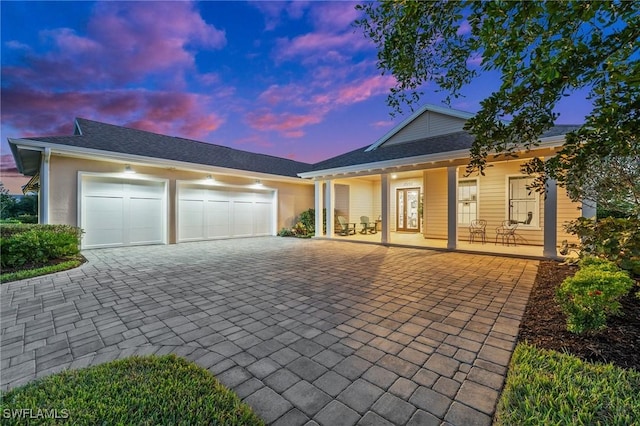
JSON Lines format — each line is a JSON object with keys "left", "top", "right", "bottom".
{"left": 518, "top": 261, "right": 640, "bottom": 371}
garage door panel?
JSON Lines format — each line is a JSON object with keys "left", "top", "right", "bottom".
{"left": 179, "top": 199, "right": 205, "bottom": 241}
{"left": 83, "top": 196, "right": 125, "bottom": 247}
{"left": 81, "top": 177, "right": 166, "bottom": 249}
{"left": 130, "top": 198, "right": 164, "bottom": 244}
{"left": 178, "top": 184, "right": 274, "bottom": 242}
{"left": 232, "top": 201, "right": 253, "bottom": 236}
{"left": 207, "top": 200, "right": 230, "bottom": 238}
{"left": 254, "top": 202, "right": 272, "bottom": 235}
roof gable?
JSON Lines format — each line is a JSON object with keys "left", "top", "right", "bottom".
{"left": 366, "top": 104, "right": 474, "bottom": 152}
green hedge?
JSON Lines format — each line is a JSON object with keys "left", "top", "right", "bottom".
{"left": 0, "top": 225, "right": 82, "bottom": 269}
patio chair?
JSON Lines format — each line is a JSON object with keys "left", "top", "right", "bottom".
{"left": 468, "top": 219, "right": 487, "bottom": 244}
{"left": 359, "top": 216, "right": 377, "bottom": 234}
{"left": 495, "top": 220, "right": 518, "bottom": 246}
{"left": 336, "top": 215, "right": 356, "bottom": 236}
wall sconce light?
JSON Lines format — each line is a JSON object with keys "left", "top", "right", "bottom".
{"left": 205, "top": 174, "right": 214, "bottom": 181}
{"left": 254, "top": 179, "right": 263, "bottom": 186}
{"left": 124, "top": 164, "right": 136, "bottom": 174}
{"left": 391, "top": 174, "right": 398, "bottom": 179}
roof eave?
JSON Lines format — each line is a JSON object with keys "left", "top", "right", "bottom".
{"left": 300, "top": 134, "right": 567, "bottom": 179}
{"left": 11, "top": 138, "right": 313, "bottom": 184}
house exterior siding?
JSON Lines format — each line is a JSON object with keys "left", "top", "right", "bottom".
{"left": 49, "top": 155, "right": 314, "bottom": 244}
{"left": 384, "top": 111, "right": 466, "bottom": 146}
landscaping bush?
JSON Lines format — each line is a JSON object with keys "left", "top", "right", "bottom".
{"left": 566, "top": 216, "right": 640, "bottom": 276}
{"left": 277, "top": 227, "right": 295, "bottom": 237}
{"left": 556, "top": 257, "right": 635, "bottom": 334}
{"left": 1, "top": 225, "right": 82, "bottom": 269}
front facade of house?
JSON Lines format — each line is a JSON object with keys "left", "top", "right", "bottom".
{"left": 9, "top": 105, "right": 591, "bottom": 257}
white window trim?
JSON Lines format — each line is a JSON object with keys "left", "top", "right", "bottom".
{"left": 505, "top": 174, "right": 541, "bottom": 230}
{"left": 457, "top": 177, "right": 479, "bottom": 226}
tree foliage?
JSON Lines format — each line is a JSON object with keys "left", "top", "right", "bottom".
{"left": 356, "top": 0, "right": 640, "bottom": 215}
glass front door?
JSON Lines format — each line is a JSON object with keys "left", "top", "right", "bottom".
{"left": 396, "top": 188, "right": 420, "bottom": 232}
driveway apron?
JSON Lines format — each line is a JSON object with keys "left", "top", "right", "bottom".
{"left": 1, "top": 238, "right": 538, "bottom": 425}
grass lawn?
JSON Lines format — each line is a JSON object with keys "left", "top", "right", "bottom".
{"left": 0, "top": 355, "right": 264, "bottom": 425}
{"left": 496, "top": 343, "right": 640, "bottom": 425}
{"left": 0, "top": 258, "right": 84, "bottom": 284}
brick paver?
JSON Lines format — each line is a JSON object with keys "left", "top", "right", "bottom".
{"left": 0, "top": 237, "right": 538, "bottom": 425}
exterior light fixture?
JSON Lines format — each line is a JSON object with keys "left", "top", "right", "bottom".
{"left": 255, "top": 179, "right": 263, "bottom": 186}
{"left": 124, "top": 164, "right": 136, "bottom": 174}
{"left": 205, "top": 174, "right": 214, "bottom": 181}
{"left": 391, "top": 174, "right": 398, "bottom": 179}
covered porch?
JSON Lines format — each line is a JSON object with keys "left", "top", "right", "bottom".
{"left": 311, "top": 158, "right": 589, "bottom": 259}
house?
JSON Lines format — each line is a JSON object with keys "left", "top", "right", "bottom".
{"left": 8, "top": 105, "right": 591, "bottom": 257}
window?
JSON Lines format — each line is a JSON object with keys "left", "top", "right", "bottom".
{"left": 508, "top": 176, "right": 538, "bottom": 227}
{"left": 458, "top": 180, "right": 477, "bottom": 225}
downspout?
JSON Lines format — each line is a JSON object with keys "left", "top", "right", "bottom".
{"left": 40, "top": 148, "right": 51, "bottom": 224}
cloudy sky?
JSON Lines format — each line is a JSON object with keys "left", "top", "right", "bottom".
{"left": 1, "top": 1, "right": 592, "bottom": 191}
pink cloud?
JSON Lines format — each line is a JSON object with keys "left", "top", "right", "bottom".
{"left": 246, "top": 110, "right": 323, "bottom": 138}
{"left": 276, "top": 31, "right": 368, "bottom": 62}
{"left": 467, "top": 53, "right": 483, "bottom": 67}
{"left": 251, "top": 1, "right": 309, "bottom": 31}
{"left": 371, "top": 120, "right": 395, "bottom": 128}
{"left": 457, "top": 19, "right": 472, "bottom": 36}
{"left": 1, "top": 87, "right": 225, "bottom": 142}
{"left": 310, "top": 2, "right": 361, "bottom": 31}
{"left": 3, "top": 1, "right": 225, "bottom": 91}
{"left": 336, "top": 75, "right": 396, "bottom": 105}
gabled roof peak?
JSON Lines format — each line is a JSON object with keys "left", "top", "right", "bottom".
{"left": 365, "top": 104, "right": 475, "bottom": 152}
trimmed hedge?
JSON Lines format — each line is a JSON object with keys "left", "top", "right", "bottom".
{"left": 0, "top": 225, "right": 82, "bottom": 269}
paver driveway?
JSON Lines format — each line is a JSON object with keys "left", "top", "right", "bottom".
{"left": 1, "top": 238, "right": 538, "bottom": 425}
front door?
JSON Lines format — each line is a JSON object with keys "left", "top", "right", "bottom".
{"left": 396, "top": 188, "right": 420, "bottom": 232}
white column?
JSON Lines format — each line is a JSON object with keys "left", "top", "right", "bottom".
{"left": 543, "top": 178, "right": 558, "bottom": 258}
{"left": 381, "top": 173, "right": 391, "bottom": 244}
{"left": 581, "top": 199, "right": 597, "bottom": 219}
{"left": 447, "top": 166, "right": 458, "bottom": 250}
{"left": 325, "top": 180, "right": 335, "bottom": 237}
{"left": 39, "top": 148, "right": 51, "bottom": 224}
{"left": 314, "top": 180, "right": 324, "bottom": 237}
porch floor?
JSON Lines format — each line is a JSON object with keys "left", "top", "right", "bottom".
{"left": 331, "top": 231, "right": 548, "bottom": 259}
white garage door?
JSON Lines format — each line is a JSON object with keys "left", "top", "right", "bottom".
{"left": 178, "top": 184, "right": 274, "bottom": 242}
{"left": 81, "top": 175, "right": 167, "bottom": 249}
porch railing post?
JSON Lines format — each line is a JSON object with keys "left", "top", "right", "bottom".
{"left": 381, "top": 173, "right": 390, "bottom": 244}
{"left": 543, "top": 177, "right": 558, "bottom": 258}
{"left": 314, "top": 180, "right": 324, "bottom": 237}
{"left": 447, "top": 166, "right": 458, "bottom": 250}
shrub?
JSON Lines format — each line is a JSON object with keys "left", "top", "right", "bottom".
{"left": 298, "top": 208, "right": 315, "bottom": 233}
{"left": 277, "top": 227, "right": 295, "bottom": 237}
{"left": 556, "top": 257, "right": 634, "bottom": 334}
{"left": 1, "top": 225, "right": 82, "bottom": 269}
{"left": 565, "top": 217, "right": 640, "bottom": 276}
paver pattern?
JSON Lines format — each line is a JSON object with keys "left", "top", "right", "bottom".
{"left": 1, "top": 238, "right": 538, "bottom": 425}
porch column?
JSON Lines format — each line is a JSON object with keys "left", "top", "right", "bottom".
{"left": 325, "top": 179, "right": 335, "bottom": 237}
{"left": 447, "top": 166, "right": 458, "bottom": 250}
{"left": 543, "top": 178, "right": 558, "bottom": 258}
{"left": 39, "top": 148, "right": 51, "bottom": 224}
{"left": 381, "top": 173, "right": 391, "bottom": 244}
{"left": 582, "top": 199, "right": 597, "bottom": 219}
{"left": 314, "top": 180, "right": 324, "bottom": 237}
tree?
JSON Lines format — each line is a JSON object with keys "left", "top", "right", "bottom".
{"left": 0, "top": 182, "right": 17, "bottom": 219}
{"left": 356, "top": 0, "right": 640, "bottom": 216}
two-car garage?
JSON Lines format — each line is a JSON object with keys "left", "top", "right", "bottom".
{"left": 79, "top": 175, "right": 276, "bottom": 249}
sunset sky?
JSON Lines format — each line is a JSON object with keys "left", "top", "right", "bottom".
{"left": 1, "top": 1, "right": 592, "bottom": 191}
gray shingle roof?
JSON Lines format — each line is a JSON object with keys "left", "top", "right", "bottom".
{"left": 310, "top": 125, "right": 581, "bottom": 171}
{"left": 30, "top": 118, "right": 313, "bottom": 178}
